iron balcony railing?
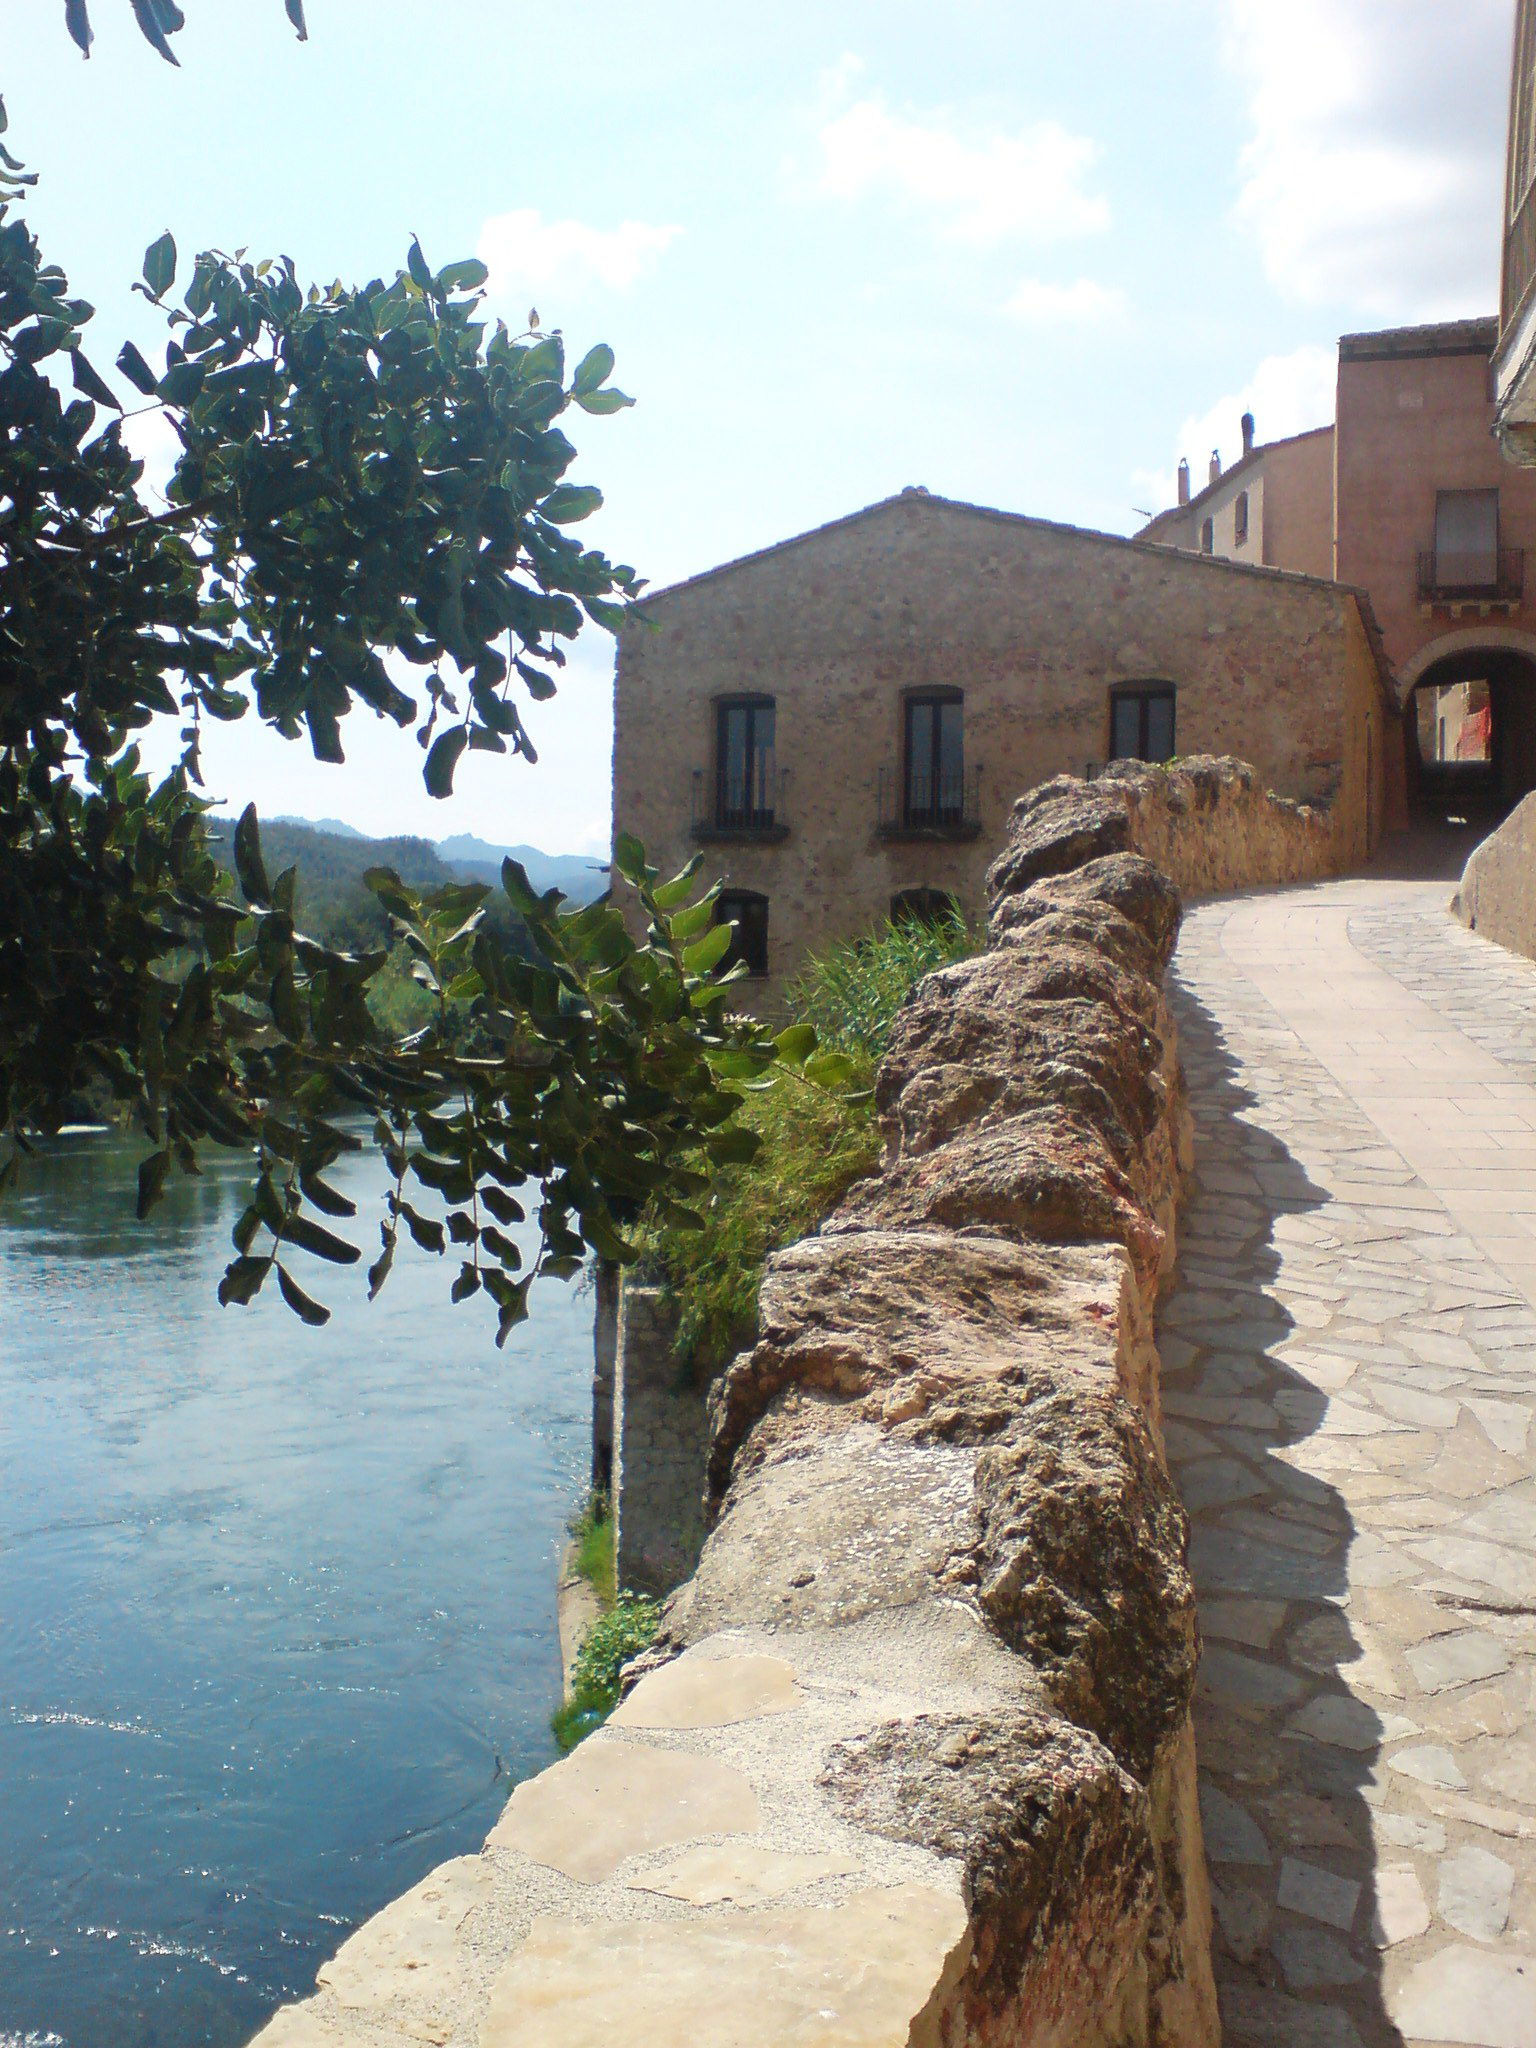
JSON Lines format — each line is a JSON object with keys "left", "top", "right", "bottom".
{"left": 877, "top": 763, "right": 982, "bottom": 839}
{"left": 690, "top": 762, "right": 789, "bottom": 841}
{"left": 1416, "top": 548, "right": 1525, "bottom": 605}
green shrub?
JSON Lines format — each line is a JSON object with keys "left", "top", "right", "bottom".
{"left": 551, "top": 1592, "right": 660, "bottom": 1752}
{"left": 634, "top": 910, "right": 981, "bottom": 1370}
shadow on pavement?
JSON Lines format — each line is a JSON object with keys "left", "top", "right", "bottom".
{"left": 1163, "top": 978, "right": 1407, "bottom": 2048}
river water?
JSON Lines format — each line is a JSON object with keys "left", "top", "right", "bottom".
{"left": 0, "top": 1128, "right": 594, "bottom": 2048}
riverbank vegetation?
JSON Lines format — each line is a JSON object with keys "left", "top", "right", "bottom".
{"left": 635, "top": 909, "right": 979, "bottom": 1371}
{"left": 552, "top": 1591, "right": 661, "bottom": 1752}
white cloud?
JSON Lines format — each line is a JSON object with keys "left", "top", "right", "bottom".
{"left": 815, "top": 92, "right": 1110, "bottom": 247}
{"left": 1223, "top": 0, "right": 1507, "bottom": 320}
{"left": 1132, "top": 343, "right": 1337, "bottom": 513}
{"left": 1004, "top": 277, "right": 1127, "bottom": 325}
{"left": 477, "top": 208, "right": 682, "bottom": 302}
{"left": 119, "top": 403, "right": 183, "bottom": 506}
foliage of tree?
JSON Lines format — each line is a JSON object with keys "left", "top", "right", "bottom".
{"left": 0, "top": 112, "right": 787, "bottom": 1341}
{"left": 63, "top": 0, "right": 309, "bottom": 65}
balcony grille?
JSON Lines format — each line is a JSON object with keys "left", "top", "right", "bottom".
{"left": 1417, "top": 548, "right": 1525, "bottom": 606}
{"left": 690, "top": 764, "right": 788, "bottom": 841}
{"left": 877, "top": 764, "right": 982, "bottom": 839}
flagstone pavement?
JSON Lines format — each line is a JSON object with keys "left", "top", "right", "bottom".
{"left": 1166, "top": 877, "right": 1536, "bottom": 2048}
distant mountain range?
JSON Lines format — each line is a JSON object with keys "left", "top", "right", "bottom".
{"left": 271, "top": 818, "right": 609, "bottom": 903}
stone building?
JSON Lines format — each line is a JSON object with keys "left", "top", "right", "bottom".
{"left": 1138, "top": 419, "right": 1334, "bottom": 581}
{"left": 1337, "top": 320, "right": 1536, "bottom": 810}
{"left": 1495, "top": 0, "right": 1536, "bottom": 458}
{"left": 611, "top": 490, "right": 1391, "bottom": 998}
{"left": 1143, "top": 321, "right": 1536, "bottom": 816}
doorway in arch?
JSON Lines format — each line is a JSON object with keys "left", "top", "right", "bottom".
{"left": 1407, "top": 643, "right": 1536, "bottom": 825}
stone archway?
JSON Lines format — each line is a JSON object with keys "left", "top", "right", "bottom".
{"left": 1404, "top": 633, "right": 1536, "bottom": 818}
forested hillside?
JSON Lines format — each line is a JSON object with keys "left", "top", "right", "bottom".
{"left": 208, "top": 820, "right": 462, "bottom": 951}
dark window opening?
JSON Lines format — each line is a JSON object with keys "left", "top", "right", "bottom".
{"left": 903, "top": 693, "right": 964, "bottom": 827}
{"left": 891, "top": 888, "right": 960, "bottom": 929}
{"left": 1199, "top": 517, "right": 1214, "bottom": 554}
{"left": 1110, "top": 685, "right": 1177, "bottom": 764}
{"left": 1234, "top": 491, "right": 1249, "bottom": 546}
{"left": 715, "top": 889, "right": 769, "bottom": 978}
{"left": 715, "top": 698, "right": 776, "bottom": 829}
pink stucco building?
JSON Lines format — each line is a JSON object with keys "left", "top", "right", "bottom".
{"left": 1142, "top": 319, "right": 1536, "bottom": 815}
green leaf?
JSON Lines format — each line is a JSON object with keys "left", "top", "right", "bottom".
{"left": 573, "top": 386, "right": 635, "bottom": 415}
{"left": 651, "top": 859, "right": 705, "bottom": 912}
{"left": 298, "top": 1170, "right": 356, "bottom": 1219}
{"left": 233, "top": 804, "right": 271, "bottom": 906}
{"left": 438, "top": 257, "right": 489, "bottom": 293}
{"left": 157, "top": 360, "right": 205, "bottom": 407}
{"left": 705, "top": 1125, "right": 760, "bottom": 1166}
{"left": 682, "top": 923, "right": 734, "bottom": 977}
{"left": 218, "top": 1255, "right": 269, "bottom": 1308}
{"left": 407, "top": 237, "right": 433, "bottom": 291}
{"left": 611, "top": 832, "right": 647, "bottom": 884}
{"left": 805, "top": 1050, "right": 859, "bottom": 1089}
{"left": 572, "top": 343, "right": 615, "bottom": 396}
{"left": 136, "top": 1148, "right": 171, "bottom": 1219}
{"left": 71, "top": 349, "right": 121, "bottom": 411}
{"left": 480, "top": 1185, "right": 524, "bottom": 1227}
{"left": 277, "top": 1264, "right": 331, "bottom": 1327}
{"left": 542, "top": 484, "right": 603, "bottom": 524}
{"left": 116, "top": 341, "right": 159, "bottom": 395}
{"left": 143, "top": 230, "right": 177, "bottom": 300}
{"left": 666, "top": 897, "right": 716, "bottom": 943}
{"left": 367, "top": 1234, "right": 395, "bottom": 1301}
{"left": 425, "top": 725, "right": 468, "bottom": 800}
{"left": 451, "top": 1262, "right": 481, "bottom": 1302}
{"left": 396, "top": 1202, "right": 446, "bottom": 1255}
{"left": 773, "top": 1024, "right": 818, "bottom": 1066}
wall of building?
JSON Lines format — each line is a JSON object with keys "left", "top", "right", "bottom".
{"left": 1140, "top": 429, "right": 1334, "bottom": 582}
{"left": 1336, "top": 323, "right": 1536, "bottom": 684}
{"left": 1261, "top": 428, "right": 1336, "bottom": 579}
{"left": 613, "top": 492, "right": 1386, "bottom": 999}
{"left": 611, "top": 1286, "right": 708, "bottom": 1598}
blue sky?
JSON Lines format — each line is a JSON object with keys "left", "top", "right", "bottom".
{"left": 6, "top": 0, "right": 1513, "bottom": 853}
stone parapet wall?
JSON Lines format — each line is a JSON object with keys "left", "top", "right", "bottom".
{"left": 248, "top": 760, "right": 1323, "bottom": 2048}
{"left": 1452, "top": 791, "right": 1536, "bottom": 963}
{"left": 995, "top": 754, "right": 1339, "bottom": 902}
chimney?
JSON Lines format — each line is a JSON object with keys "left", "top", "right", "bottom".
{"left": 1209, "top": 448, "right": 1222, "bottom": 486}
{"left": 1177, "top": 458, "right": 1190, "bottom": 506}
{"left": 1241, "top": 411, "right": 1255, "bottom": 456}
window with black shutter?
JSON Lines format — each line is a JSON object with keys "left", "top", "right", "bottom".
{"left": 1109, "top": 684, "right": 1177, "bottom": 763}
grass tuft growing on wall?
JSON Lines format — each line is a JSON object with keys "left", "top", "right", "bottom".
{"left": 783, "top": 907, "right": 978, "bottom": 1061}
{"left": 567, "top": 1488, "right": 615, "bottom": 1609}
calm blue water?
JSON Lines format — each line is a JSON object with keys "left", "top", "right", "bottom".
{"left": 0, "top": 1128, "right": 594, "bottom": 2048}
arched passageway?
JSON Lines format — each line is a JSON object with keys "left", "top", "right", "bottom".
{"left": 1406, "top": 641, "right": 1536, "bottom": 822}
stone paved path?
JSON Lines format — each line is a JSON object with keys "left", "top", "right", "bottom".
{"left": 1166, "top": 878, "right": 1536, "bottom": 2048}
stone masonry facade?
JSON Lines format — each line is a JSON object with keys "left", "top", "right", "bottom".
{"left": 612, "top": 491, "right": 1391, "bottom": 1001}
